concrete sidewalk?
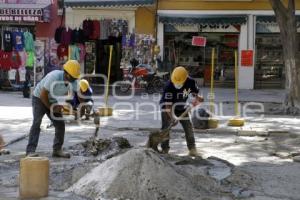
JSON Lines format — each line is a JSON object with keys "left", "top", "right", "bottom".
{"left": 0, "top": 88, "right": 293, "bottom": 146}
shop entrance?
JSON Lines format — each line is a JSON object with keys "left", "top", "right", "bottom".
{"left": 163, "top": 32, "right": 239, "bottom": 88}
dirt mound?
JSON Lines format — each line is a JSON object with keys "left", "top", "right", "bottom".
{"left": 67, "top": 149, "right": 235, "bottom": 200}
{"left": 68, "top": 137, "right": 131, "bottom": 156}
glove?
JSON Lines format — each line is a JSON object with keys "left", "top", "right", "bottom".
{"left": 52, "top": 105, "right": 64, "bottom": 114}
{"left": 170, "top": 118, "right": 178, "bottom": 127}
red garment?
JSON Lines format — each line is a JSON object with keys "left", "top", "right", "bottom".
{"left": 91, "top": 20, "right": 100, "bottom": 39}
{"left": 11, "top": 50, "right": 21, "bottom": 69}
{"left": 0, "top": 51, "right": 20, "bottom": 70}
{"left": 57, "top": 44, "right": 68, "bottom": 59}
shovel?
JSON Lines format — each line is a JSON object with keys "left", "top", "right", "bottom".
{"left": 146, "top": 106, "right": 192, "bottom": 152}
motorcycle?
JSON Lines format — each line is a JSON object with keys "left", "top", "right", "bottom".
{"left": 119, "top": 64, "right": 165, "bottom": 94}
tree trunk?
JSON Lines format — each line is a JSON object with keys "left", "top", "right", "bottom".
{"left": 269, "top": 0, "right": 300, "bottom": 114}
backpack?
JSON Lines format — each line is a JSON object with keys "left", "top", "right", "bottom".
{"left": 191, "top": 108, "right": 210, "bottom": 129}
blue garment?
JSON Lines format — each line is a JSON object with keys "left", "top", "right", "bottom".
{"left": 71, "top": 87, "right": 93, "bottom": 108}
{"left": 160, "top": 77, "right": 199, "bottom": 112}
{"left": 12, "top": 31, "right": 24, "bottom": 51}
{"left": 33, "top": 70, "right": 78, "bottom": 103}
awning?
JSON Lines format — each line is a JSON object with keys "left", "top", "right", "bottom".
{"left": 159, "top": 15, "right": 247, "bottom": 26}
{"left": 64, "top": 0, "right": 154, "bottom": 8}
{"left": 256, "top": 15, "right": 300, "bottom": 23}
{"left": 0, "top": 1, "right": 52, "bottom": 22}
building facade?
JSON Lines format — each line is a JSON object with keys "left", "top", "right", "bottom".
{"left": 0, "top": 0, "right": 63, "bottom": 89}
{"left": 156, "top": 0, "right": 300, "bottom": 89}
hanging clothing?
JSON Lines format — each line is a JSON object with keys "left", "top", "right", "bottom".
{"left": 61, "top": 28, "right": 72, "bottom": 45}
{"left": 23, "top": 31, "right": 35, "bottom": 52}
{"left": 0, "top": 51, "right": 21, "bottom": 70}
{"left": 57, "top": 44, "right": 68, "bottom": 59}
{"left": 11, "top": 51, "right": 21, "bottom": 68}
{"left": 77, "top": 44, "right": 86, "bottom": 62}
{"left": 19, "top": 51, "right": 27, "bottom": 67}
{"left": 91, "top": 20, "right": 100, "bottom": 39}
{"left": 69, "top": 45, "right": 80, "bottom": 61}
{"left": 54, "top": 27, "right": 64, "bottom": 43}
{"left": 3, "top": 31, "right": 13, "bottom": 52}
{"left": 26, "top": 51, "right": 35, "bottom": 68}
{"left": 71, "top": 28, "right": 84, "bottom": 44}
{"left": 83, "top": 19, "right": 93, "bottom": 39}
{"left": 12, "top": 31, "right": 25, "bottom": 51}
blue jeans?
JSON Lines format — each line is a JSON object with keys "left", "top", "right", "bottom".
{"left": 26, "top": 96, "right": 65, "bottom": 153}
{"left": 161, "top": 109, "right": 196, "bottom": 151}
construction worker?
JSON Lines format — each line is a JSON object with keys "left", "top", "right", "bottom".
{"left": 160, "top": 66, "right": 204, "bottom": 156}
{"left": 69, "top": 79, "right": 94, "bottom": 120}
{"left": 26, "top": 60, "right": 81, "bottom": 158}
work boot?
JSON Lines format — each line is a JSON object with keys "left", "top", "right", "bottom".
{"left": 188, "top": 148, "right": 202, "bottom": 157}
{"left": 52, "top": 149, "right": 71, "bottom": 158}
{"left": 26, "top": 152, "right": 39, "bottom": 157}
{"left": 160, "top": 147, "right": 170, "bottom": 154}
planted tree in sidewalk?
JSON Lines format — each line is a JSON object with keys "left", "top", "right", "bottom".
{"left": 269, "top": 0, "right": 300, "bottom": 114}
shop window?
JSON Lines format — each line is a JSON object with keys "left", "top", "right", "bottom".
{"left": 255, "top": 34, "right": 284, "bottom": 87}
{"left": 163, "top": 32, "right": 238, "bottom": 87}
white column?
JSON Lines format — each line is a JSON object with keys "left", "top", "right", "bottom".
{"left": 238, "top": 15, "right": 255, "bottom": 89}
{"left": 157, "top": 22, "right": 164, "bottom": 59}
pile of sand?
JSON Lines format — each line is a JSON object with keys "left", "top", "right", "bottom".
{"left": 67, "top": 149, "right": 234, "bottom": 200}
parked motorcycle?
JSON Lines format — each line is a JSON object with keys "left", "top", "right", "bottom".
{"left": 119, "top": 64, "right": 165, "bottom": 94}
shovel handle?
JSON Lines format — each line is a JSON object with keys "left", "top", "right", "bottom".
{"left": 166, "top": 106, "right": 192, "bottom": 131}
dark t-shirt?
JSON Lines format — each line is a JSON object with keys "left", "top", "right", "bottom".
{"left": 160, "top": 77, "right": 199, "bottom": 112}
{"left": 3, "top": 31, "right": 13, "bottom": 52}
{"left": 72, "top": 87, "right": 93, "bottom": 108}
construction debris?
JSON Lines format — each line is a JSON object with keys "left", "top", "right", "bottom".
{"left": 68, "top": 137, "right": 131, "bottom": 156}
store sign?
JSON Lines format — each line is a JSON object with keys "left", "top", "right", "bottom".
{"left": 165, "top": 24, "right": 240, "bottom": 33}
{"left": 241, "top": 50, "right": 254, "bottom": 67}
{"left": 0, "top": 7, "right": 48, "bottom": 22}
{"left": 192, "top": 36, "right": 207, "bottom": 47}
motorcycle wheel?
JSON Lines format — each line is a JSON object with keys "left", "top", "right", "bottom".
{"left": 152, "top": 78, "right": 165, "bottom": 93}
{"left": 119, "top": 80, "right": 131, "bottom": 93}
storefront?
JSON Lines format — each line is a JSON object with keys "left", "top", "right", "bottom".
{"left": 255, "top": 15, "right": 300, "bottom": 89}
{"left": 0, "top": 0, "right": 54, "bottom": 90}
{"left": 158, "top": 15, "right": 246, "bottom": 88}
{"left": 63, "top": 0, "right": 155, "bottom": 84}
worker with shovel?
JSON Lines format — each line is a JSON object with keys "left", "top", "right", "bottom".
{"left": 26, "top": 60, "right": 81, "bottom": 158}
{"left": 160, "top": 66, "right": 203, "bottom": 156}
{"left": 68, "top": 79, "right": 94, "bottom": 120}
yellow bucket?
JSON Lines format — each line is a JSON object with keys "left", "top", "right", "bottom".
{"left": 98, "top": 107, "right": 113, "bottom": 117}
{"left": 228, "top": 118, "right": 245, "bottom": 127}
{"left": 19, "top": 157, "right": 49, "bottom": 198}
{"left": 208, "top": 118, "right": 219, "bottom": 129}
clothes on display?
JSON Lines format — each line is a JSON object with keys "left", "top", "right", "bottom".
{"left": 54, "top": 18, "right": 129, "bottom": 82}
{"left": 26, "top": 51, "right": 35, "bottom": 68}
{"left": 61, "top": 28, "right": 73, "bottom": 45}
{"left": 12, "top": 31, "right": 25, "bottom": 51}
{"left": 0, "top": 50, "right": 21, "bottom": 70}
{"left": 69, "top": 45, "right": 80, "bottom": 61}
{"left": 23, "top": 31, "right": 35, "bottom": 52}
{"left": 71, "top": 28, "right": 85, "bottom": 44}
{"left": 57, "top": 44, "right": 68, "bottom": 60}
{"left": 3, "top": 31, "right": 13, "bottom": 52}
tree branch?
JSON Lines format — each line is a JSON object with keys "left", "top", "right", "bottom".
{"left": 269, "top": 0, "right": 288, "bottom": 18}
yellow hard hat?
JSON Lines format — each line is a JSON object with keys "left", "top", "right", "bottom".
{"left": 63, "top": 60, "right": 81, "bottom": 79}
{"left": 171, "top": 66, "right": 188, "bottom": 85}
{"left": 79, "top": 79, "right": 90, "bottom": 92}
